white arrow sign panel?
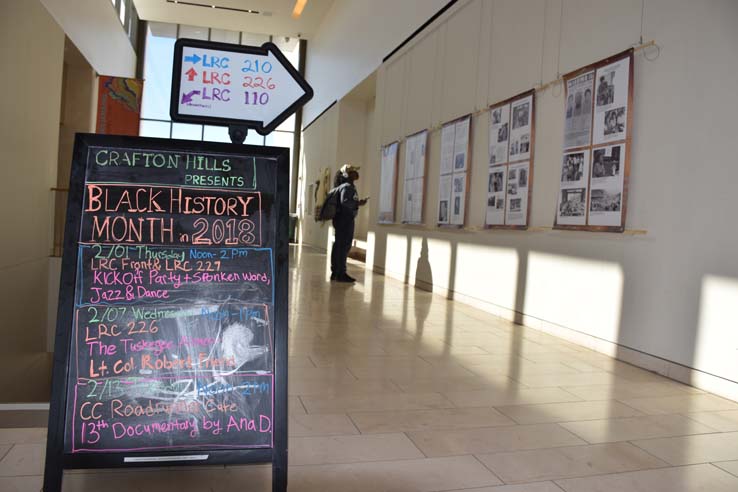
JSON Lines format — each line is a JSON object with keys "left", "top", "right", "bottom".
{"left": 172, "top": 41, "right": 312, "bottom": 134}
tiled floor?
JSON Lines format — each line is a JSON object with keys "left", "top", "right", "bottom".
{"left": 2, "top": 245, "right": 738, "bottom": 491}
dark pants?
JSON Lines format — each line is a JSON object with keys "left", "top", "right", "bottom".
{"left": 331, "top": 218, "right": 354, "bottom": 276}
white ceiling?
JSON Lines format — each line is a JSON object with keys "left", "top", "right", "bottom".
{"left": 133, "top": 0, "right": 334, "bottom": 39}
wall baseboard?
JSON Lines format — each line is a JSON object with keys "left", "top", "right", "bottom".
{"left": 374, "top": 265, "right": 738, "bottom": 403}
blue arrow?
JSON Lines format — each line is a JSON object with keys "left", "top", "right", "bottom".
{"left": 184, "top": 54, "right": 201, "bottom": 65}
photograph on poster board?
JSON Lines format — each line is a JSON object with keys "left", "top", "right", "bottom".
{"left": 438, "top": 116, "right": 471, "bottom": 227}
{"left": 412, "top": 178, "right": 424, "bottom": 223}
{"left": 438, "top": 174, "right": 452, "bottom": 224}
{"left": 403, "top": 131, "right": 427, "bottom": 223}
{"left": 485, "top": 165, "right": 507, "bottom": 225}
{"left": 556, "top": 149, "right": 590, "bottom": 225}
{"left": 405, "top": 131, "right": 427, "bottom": 181}
{"left": 560, "top": 151, "right": 588, "bottom": 183}
{"left": 403, "top": 178, "right": 423, "bottom": 224}
{"left": 404, "top": 182, "right": 414, "bottom": 223}
{"left": 489, "top": 104, "right": 510, "bottom": 165}
{"left": 404, "top": 139, "right": 416, "bottom": 182}
{"left": 589, "top": 143, "right": 625, "bottom": 226}
{"left": 593, "top": 57, "right": 630, "bottom": 145}
{"left": 557, "top": 188, "right": 587, "bottom": 225}
{"left": 591, "top": 144, "right": 623, "bottom": 179}
{"left": 564, "top": 71, "right": 595, "bottom": 149}
{"left": 453, "top": 118, "right": 470, "bottom": 172}
{"left": 378, "top": 142, "right": 398, "bottom": 223}
{"left": 506, "top": 161, "right": 529, "bottom": 226}
{"left": 509, "top": 95, "right": 533, "bottom": 162}
{"left": 440, "top": 124, "right": 455, "bottom": 175}
{"left": 450, "top": 172, "right": 466, "bottom": 225}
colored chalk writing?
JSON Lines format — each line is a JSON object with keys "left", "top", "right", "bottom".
{"left": 60, "top": 140, "right": 281, "bottom": 454}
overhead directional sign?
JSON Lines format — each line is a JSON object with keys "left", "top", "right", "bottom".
{"left": 171, "top": 39, "right": 313, "bottom": 135}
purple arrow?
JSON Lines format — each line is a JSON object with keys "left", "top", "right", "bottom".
{"left": 181, "top": 90, "right": 201, "bottom": 104}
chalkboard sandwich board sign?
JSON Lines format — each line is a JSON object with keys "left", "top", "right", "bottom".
{"left": 43, "top": 134, "right": 290, "bottom": 491}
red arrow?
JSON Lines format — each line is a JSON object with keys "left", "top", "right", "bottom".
{"left": 186, "top": 67, "right": 197, "bottom": 81}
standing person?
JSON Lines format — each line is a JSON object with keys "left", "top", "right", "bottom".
{"left": 331, "top": 164, "right": 368, "bottom": 282}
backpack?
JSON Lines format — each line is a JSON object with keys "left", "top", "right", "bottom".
{"left": 316, "top": 186, "right": 341, "bottom": 222}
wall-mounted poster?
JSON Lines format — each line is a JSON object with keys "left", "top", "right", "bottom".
{"left": 556, "top": 150, "right": 590, "bottom": 226}
{"left": 593, "top": 57, "right": 630, "bottom": 145}
{"left": 555, "top": 49, "right": 633, "bottom": 232}
{"left": 485, "top": 90, "right": 535, "bottom": 229}
{"left": 378, "top": 141, "right": 399, "bottom": 223}
{"left": 485, "top": 165, "right": 506, "bottom": 225}
{"left": 96, "top": 76, "right": 143, "bottom": 136}
{"left": 437, "top": 115, "right": 472, "bottom": 226}
{"left": 402, "top": 130, "right": 428, "bottom": 224}
{"left": 564, "top": 71, "right": 594, "bottom": 150}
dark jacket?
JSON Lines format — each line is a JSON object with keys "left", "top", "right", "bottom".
{"left": 334, "top": 182, "right": 359, "bottom": 221}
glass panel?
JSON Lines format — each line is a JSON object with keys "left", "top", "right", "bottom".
{"left": 210, "top": 29, "right": 240, "bottom": 44}
{"left": 119, "top": 0, "right": 126, "bottom": 25}
{"left": 203, "top": 125, "right": 231, "bottom": 143}
{"left": 241, "top": 32, "right": 270, "bottom": 46}
{"left": 272, "top": 36, "right": 300, "bottom": 68}
{"left": 129, "top": 5, "right": 139, "bottom": 44}
{"left": 265, "top": 131, "right": 294, "bottom": 153}
{"left": 140, "top": 22, "right": 177, "bottom": 120}
{"left": 275, "top": 114, "right": 296, "bottom": 133}
{"left": 172, "top": 123, "right": 203, "bottom": 141}
{"left": 179, "top": 25, "right": 208, "bottom": 40}
{"left": 244, "top": 131, "right": 265, "bottom": 146}
{"left": 139, "top": 120, "right": 171, "bottom": 139}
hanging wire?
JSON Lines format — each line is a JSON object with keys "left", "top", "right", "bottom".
{"left": 538, "top": 0, "right": 547, "bottom": 86}
{"left": 642, "top": 42, "right": 661, "bottom": 61}
{"left": 556, "top": 0, "right": 564, "bottom": 78}
{"left": 550, "top": 0, "right": 564, "bottom": 97}
{"left": 637, "top": 0, "right": 661, "bottom": 61}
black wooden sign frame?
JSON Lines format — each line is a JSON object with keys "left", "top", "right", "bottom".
{"left": 43, "top": 134, "right": 290, "bottom": 491}
{"left": 170, "top": 39, "right": 313, "bottom": 135}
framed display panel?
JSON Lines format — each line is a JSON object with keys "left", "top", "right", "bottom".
{"left": 437, "top": 115, "right": 472, "bottom": 227}
{"left": 485, "top": 89, "right": 535, "bottom": 230}
{"left": 43, "top": 134, "right": 290, "bottom": 492}
{"left": 377, "top": 141, "right": 399, "bottom": 224}
{"left": 554, "top": 48, "right": 634, "bottom": 232}
{"left": 402, "top": 130, "right": 428, "bottom": 224}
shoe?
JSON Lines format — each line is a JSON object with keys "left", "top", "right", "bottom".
{"left": 335, "top": 274, "right": 355, "bottom": 283}
{"left": 330, "top": 273, "right": 337, "bottom": 281}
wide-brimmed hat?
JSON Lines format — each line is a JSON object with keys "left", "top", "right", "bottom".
{"left": 340, "top": 164, "right": 360, "bottom": 176}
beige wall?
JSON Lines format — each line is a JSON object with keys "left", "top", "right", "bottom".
{"left": 336, "top": 97, "right": 372, "bottom": 242}
{"left": 0, "top": 0, "right": 65, "bottom": 353}
{"left": 304, "top": 0, "right": 448, "bottom": 124}
{"left": 300, "top": 93, "right": 377, "bottom": 249}
{"left": 58, "top": 40, "right": 97, "bottom": 190}
{"left": 299, "top": 104, "right": 339, "bottom": 250}
{"left": 302, "top": 0, "right": 738, "bottom": 398}
{"left": 40, "top": 0, "right": 136, "bottom": 77}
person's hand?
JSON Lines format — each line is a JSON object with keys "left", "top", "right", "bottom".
{"left": 359, "top": 197, "right": 369, "bottom": 206}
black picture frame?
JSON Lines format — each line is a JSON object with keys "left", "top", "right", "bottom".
{"left": 170, "top": 38, "right": 313, "bottom": 135}
{"left": 43, "top": 134, "right": 290, "bottom": 491}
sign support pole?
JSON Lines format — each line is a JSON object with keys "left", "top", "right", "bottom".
{"left": 228, "top": 125, "right": 249, "bottom": 145}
